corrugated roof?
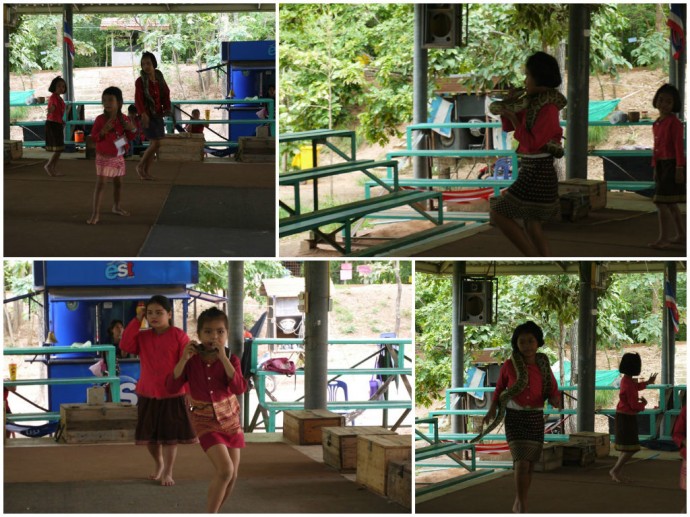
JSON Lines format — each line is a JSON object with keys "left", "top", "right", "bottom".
{"left": 99, "top": 17, "right": 170, "bottom": 31}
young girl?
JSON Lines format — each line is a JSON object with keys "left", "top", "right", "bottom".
{"left": 488, "top": 52, "right": 567, "bottom": 256}
{"left": 126, "top": 104, "right": 143, "bottom": 158}
{"left": 167, "top": 307, "right": 247, "bottom": 513}
{"left": 610, "top": 352, "right": 658, "bottom": 483}
{"left": 87, "top": 87, "right": 136, "bottom": 225}
{"left": 481, "top": 321, "right": 560, "bottom": 513}
{"left": 135, "top": 51, "right": 171, "bottom": 180}
{"left": 44, "top": 76, "right": 67, "bottom": 177}
{"left": 649, "top": 83, "right": 686, "bottom": 249}
{"left": 120, "top": 295, "right": 197, "bottom": 486}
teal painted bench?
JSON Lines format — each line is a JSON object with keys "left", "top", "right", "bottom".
{"left": 280, "top": 129, "right": 357, "bottom": 162}
{"left": 5, "top": 411, "right": 61, "bottom": 423}
{"left": 255, "top": 368, "right": 411, "bottom": 376}
{"left": 348, "top": 221, "right": 468, "bottom": 257}
{"left": 279, "top": 190, "right": 444, "bottom": 254}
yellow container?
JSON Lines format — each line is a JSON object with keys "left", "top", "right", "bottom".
{"left": 290, "top": 145, "right": 318, "bottom": 170}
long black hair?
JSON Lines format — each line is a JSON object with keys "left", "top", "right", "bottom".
{"left": 141, "top": 51, "right": 158, "bottom": 69}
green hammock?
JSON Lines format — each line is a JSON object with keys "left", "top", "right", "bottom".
{"left": 589, "top": 99, "right": 621, "bottom": 121}
{"left": 10, "top": 90, "right": 35, "bottom": 106}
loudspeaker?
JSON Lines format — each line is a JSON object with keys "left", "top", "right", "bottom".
{"left": 460, "top": 279, "right": 493, "bottom": 325}
{"left": 422, "top": 4, "right": 462, "bottom": 49}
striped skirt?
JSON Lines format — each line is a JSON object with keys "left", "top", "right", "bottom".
{"left": 45, "top": 120, "right": 64, "bottom": 152}
{"left": 505, "top": 408, "right": 545, "bottom": 462}
{"left": 490, "top": 154, "right": 560, "bottom": 221}
{"left": 96, "top": 153, "right": 126, "bottom": 177}
{"left": 189, "top": 395, "right": 244, "bottom": 452}
{"left": 614, "top": 412, "right": 640, "bottom": 452}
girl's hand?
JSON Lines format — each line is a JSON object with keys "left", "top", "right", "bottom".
{"left": 675, "top": 167, "right": 684, "bottom": 184}
{"left": 639, "top": 396, "right": 648, "bottom": 406}
{"left": 135, "top": 302, "right": 146, "bottom": 321}
{"left": 483, "top": 407, "right": 496, "bottom": 426}
{"left": 647, "top": 372, "right": 658, "bottom": 384}
{"left": 210, "top": 341, "right": 226, "bottom": 356}
{"left": 123, "top": 119, "right": 136, "bottom": 132}
{"left": 101, "top": 118, "right": 114, "bottom": 135}
{"left": 183, "top": 341, "right": 199, "bottom": 361}
{"left": 549, "top": 394, "right": 562, "bottom": 409}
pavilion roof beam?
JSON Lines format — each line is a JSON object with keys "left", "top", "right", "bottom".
{"left": 11, "top": 4, "right": 275, "bottom": 15}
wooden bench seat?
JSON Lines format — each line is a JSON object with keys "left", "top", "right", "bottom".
{"left": 254, "top": 367, "right": 411, "bottom": 376}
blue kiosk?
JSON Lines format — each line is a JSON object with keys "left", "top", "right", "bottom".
{"left": 33, "top": 260, "right": 223, "bottom": 412}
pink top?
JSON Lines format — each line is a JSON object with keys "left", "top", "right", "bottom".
{"left": 120, "top": 318, "right": 189, "bottom": 399}
{"left": 672, "top": 405, "right": 686, "bottom": 460}
{"left": 500, "top": 104, "right": 562, "bottom": 154}
{"left": 652, "top": 114, "right": 686, "bottom": 166}
{"left": 46, "top": 93, "right": 65, "bottom": 124}
{"left": 91, "top": 114, "right": 135, "bottom": 156}
{"left": 135, "top": 76, "right": 171, "bottom": 117}
{"left": 615, "top": 375, "right": 649, "bottom": 414}
{"left": 166, "top": 353, "right": 247, "bottom": 402}
{"left": 492, "top": 358, "right": 559, "bottom": 408}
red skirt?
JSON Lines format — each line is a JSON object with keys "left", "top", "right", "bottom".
{"left": 96, "top": 153, "right": 126, "bottom": 177}
{"left": 189, "top": 395, "right": 245, "bottom": 452}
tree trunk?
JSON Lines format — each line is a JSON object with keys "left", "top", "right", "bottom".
{"left": 173, "top": 48, "right": 186, "bottom": 99}
{"left": 566, "top": 321, "right": 579, "bottom": 434}
{"left": 554, "top": 41, "right": 567, "bottom": 180}
{"left": 394, "top": 261, "right": 402, "bottom": 337}
{"left": 655, "top": 4, "right": 666, "bottom": 33}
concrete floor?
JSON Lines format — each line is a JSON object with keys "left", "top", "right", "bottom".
{"left": 4, "top": 151, "right": 276, "bottom": 257}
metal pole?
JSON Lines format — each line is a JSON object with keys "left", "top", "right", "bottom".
{"left": 304, "top": 261, "right": 329, "bottom": 409}
{"left": 668, "top": 4, "right": 686, "bottom": 116}
{"left": 451, "top": 261, "right": 466, "bottom": 433}
{"left": 661, "top": 261, "right": 677, "bottom": 437}
{"left": 413, "top": 4, "right": 429, "bottom": 179}
{"left": 62, "top": 6, "right": 74, "bottom": 108}
{"left": 228, "top": 261, "right": 244, "bottom": 423}
{"left": 577, "top": 261, "right": 596, "bottom": 432}
{"left": 3, "top": 12, "right": 11, "bottom": 140}
{"left": 565, "top": 5, "right": 591, "bottom": 180}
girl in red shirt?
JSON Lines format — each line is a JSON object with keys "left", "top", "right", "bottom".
{"left": 489, "top": 52, "right": 567, "bottom": 256}
{"left": 87, "top": 87, "right": 136, "bottom": 225}
{"left": 120, "top": 295, "right": 197, "bottom": 486}
{"left": 610, "top": 352, "right": 657, "bottom": 483}
{"left": 135, "top": 51, "right": 171, "bottom": 181}
{"left": 672, "top": 403, "right": 686, "bottom": 497}
{"left": 482, "top": 321, "right": 560, "bottom": 513}
{"left": 168, "top": 307, "right": 247, "bottom": 513}
{"left": 44, "top": 76, "right": 67, "bottom": 177}
{"left": 649, "top": 83, "right": 686, "bottom": 249}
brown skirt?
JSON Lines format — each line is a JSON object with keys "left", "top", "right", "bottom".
{"left": 614, "top": 412, "right": 640, "bottom": 452}
{"left": 45, "top": 120, "right": 64, "bottom": 152}
{"left": 653, "top": 159, "right": 686, "bottom": 204}
{"left": 135, "top": 395, "right": 198, "bottom": 445}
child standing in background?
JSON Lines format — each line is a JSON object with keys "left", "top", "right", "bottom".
{"left": 135, "top": 51, "right": 171, "bottom": 180}
{"left": 87, "top": 87, "right": 136, "bottom": 225}
{"left": 610, "top": 352, "right": 657, "bottom": 483}
{"left": 44, "top": 76, "right": 67, "bottom": 177}
{"left": 126, "top": 104, "right": 143, "bottom": 157}
{"left": 185, "top": 109, "right": 208, "bottom": 135}
{"left": 120, "top": 295, "right": 197, "bottom": 486}
{"left": 167, "top": 307, "right": 247, "bottom": 513}
{"left": 649, "top": 83, "right": 686, "bottom": 249}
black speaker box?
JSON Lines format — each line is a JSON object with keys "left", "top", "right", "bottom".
{"left": 422, "top": 4, "right": 462, "bottom": 49}
{"left": 460, "top": 279, "right": 493, "bottom": 325}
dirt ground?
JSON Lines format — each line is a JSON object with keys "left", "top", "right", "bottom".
{"left": 279, "top": 67, "right": 667, "bottom": 256}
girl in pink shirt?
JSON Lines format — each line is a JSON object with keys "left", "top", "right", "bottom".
{"left": 168, "top": 307, "right": 247, "bottom": 513}
{"left": 649, "top": 83, "right": 686, "bottom": 249}
{"left": 120, "top": 295, "right": 197, "bottom": 486}
{"left": 610, "top": 352, "right": 657, "bottom": 483}
{"left": 87, "top": 87, "right": 136, "bottom": 225}
{"left": 44, "top": 76, "right": 67, "bottom": 177}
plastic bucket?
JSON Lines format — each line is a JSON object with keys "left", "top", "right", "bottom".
{"left": 74, "top": 130, "right": 84, "bottom": 143}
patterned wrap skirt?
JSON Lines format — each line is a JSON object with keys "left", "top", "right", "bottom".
{"left": 490, "top": 154, "right": 560, "bottom": 221}
{"left": 505, "top": 408, "right": 545, "bottom": 462}
{"left": 96, "top": 153, "right": 126, "bottom": 178}
{"left": 135, "top": 395, "right": 198, "bottom": 445}
{"left": 189, "top": 395, "right": 245, "bottom": 452}
{"left": 653, "top": 159, "right": 686, "bottom": 204}
{"left": 45, "top": 120, "right": 65, "bottom": 152}
{"left": 614, "top": 412, "right": 640, "bottom": 452}
{"left": 144, "top": 115, "right": 165, "bottom": 140}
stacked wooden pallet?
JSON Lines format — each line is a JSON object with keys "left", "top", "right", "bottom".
{"left": 236, "top": 136, "right": 275, "bottom": 163}
{"left": 158, "top": 133, "right": 205, "bottom": 161}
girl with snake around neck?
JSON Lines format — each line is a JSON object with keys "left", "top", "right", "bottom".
{"left": 481, "top": 321, "right": 561, "bottom": 513}
{"left": 489, "top": 51, "right": 567, "bottom": 256}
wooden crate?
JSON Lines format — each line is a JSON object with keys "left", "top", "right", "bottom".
{"left": 356, "top": 434, "right": 412, "bottom": 496}
{"left": 569, "top": 431, "right": 610, "bottom": 458}
{"left": 283, "top": 409, "right": 344, "bottom": 445}
{"left": 558, "top": 179, "right": 607, "bottom": 210}
{"left": 59, "top": 403, "right": 137, "bottom": 443}
{"left": 533, "top": 443, "right": 563, "bottom": 472}
{"left": 560, "top": 192, "right": 590, "bottom": 221}
{"left": 158, "top": 133, "right": 205, "bottom": 162}
{"left": 386, "top": 460, "right": 411, "bottom": 509}
{"left": 236, "top": 136, "right": 275, "bottom": 163}
{"left": 322, "top": 426, "right": 396, "bottom": 471}
{"left": 4, "top": 139, "right": 22, "bottom": 161}
{"left": 562, "top": 440, "right": 596, "bottom": 467}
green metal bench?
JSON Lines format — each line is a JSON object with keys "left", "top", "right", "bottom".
{"left": 279, "top": 190, "right": 444, "bottom": 254}
{"left": 255, "top": 368, "right": 411, "bottom": 377}
{"left": 280, "top": 129, "right": 357, "bottom": 163}
{"left": 348, "top": 221, "right": 469, "bottom": 257}
{"left": 5, "top": 411, "right": 61, "bottom": 423}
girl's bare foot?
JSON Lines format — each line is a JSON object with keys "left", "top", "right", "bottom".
{"left": 148, "top": 464, "right": 163, "bottom": 481}
{"left": 648, "top": 240, "right": 671, "bottom": 250}
{"left": 609, "top": 469, "right": 628, "bottom": 483}
{"left": 136, "top": 163, "right": 146, "bottom": 180}
{"left": 112, "top": 206, "right": 130, "bottom": 216}
{"left": 160, "top": 474, "right": 175, "bottom": 486}
{"left": 86, "top": 215, "right": 99, "bottom": 225}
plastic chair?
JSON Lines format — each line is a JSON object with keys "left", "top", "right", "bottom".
{"left": 328, "top": 380, "right": 354, "bottom": 425}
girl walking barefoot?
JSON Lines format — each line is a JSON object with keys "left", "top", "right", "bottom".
{"left": 44, "top": 76, "right": 67, "bottom": 177}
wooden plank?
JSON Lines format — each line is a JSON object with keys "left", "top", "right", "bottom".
{"left": 356, "top": 434, "right": 411, "bottom": 496}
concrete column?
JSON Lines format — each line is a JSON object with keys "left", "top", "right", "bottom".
{"left": 565, "top": 5, "right": 591, "bottom": 180}
{"left": 669, "top": 4, "right": 686, "bottom": 115}
{"left": 304, "top": 261, "right": 329, "bottom": 409}
{"left": 662, "top": 261, "right": 677, "bottom": 387}
{"left": 62, "top": 6, "right": 74, "bottom": 106}
{"left": 577, "top": 262, "right": 596, "bottom": 432}
{"left": 451, "top": 261, "right": 466, "bottom": 433}
{"left": 3, "top": 14, "right": 10, "bottom": 140}
{"left": 228, "top": 261, "right": 244, "bottom": 424}
{"left": 413, "top": 4, "right": 429, "bottom": 179}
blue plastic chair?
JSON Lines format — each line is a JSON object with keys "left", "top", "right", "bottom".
{"left": 328, "top": 380, "right": 354, "bottom": 425}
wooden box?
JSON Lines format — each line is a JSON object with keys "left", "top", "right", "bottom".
{"left": 283, "top": 409, "right": 344, "bottom": 445}
{"left": 569, "top": 431, "right": 610, "bottom": 458}
{"left": 560, "top": 192, "right": 590, "bottom": 221}
{"left": 356, "top": 434, "right": 412, "bottom": 496}
{"left": 86, "top": 386, "right": 106, "bottom": 405}
{"left": 322, "top": 426, "right": 396, "bottom": 471}
{"left": 59, "top": 403, "right": 137, "bottom": 443}
{"left": 236, "top": 136, "right": 275, "bottom": 163}
{"left": 558, "top": 179, "right": 607, "bottom": 210}
{"left": 4, "top": 139, "right": 22, "bottom": 161}
{"left": 562, "top": 440, "right": 596, "bottom": 467}
{"left": 158, "top": 133, "right": 205, "bottom": 162}
{"left": 533, "top": 443, "right": 563, "bottom": 472}
{"left": 386, "top": 460, "right": 411, "bottom": 509}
